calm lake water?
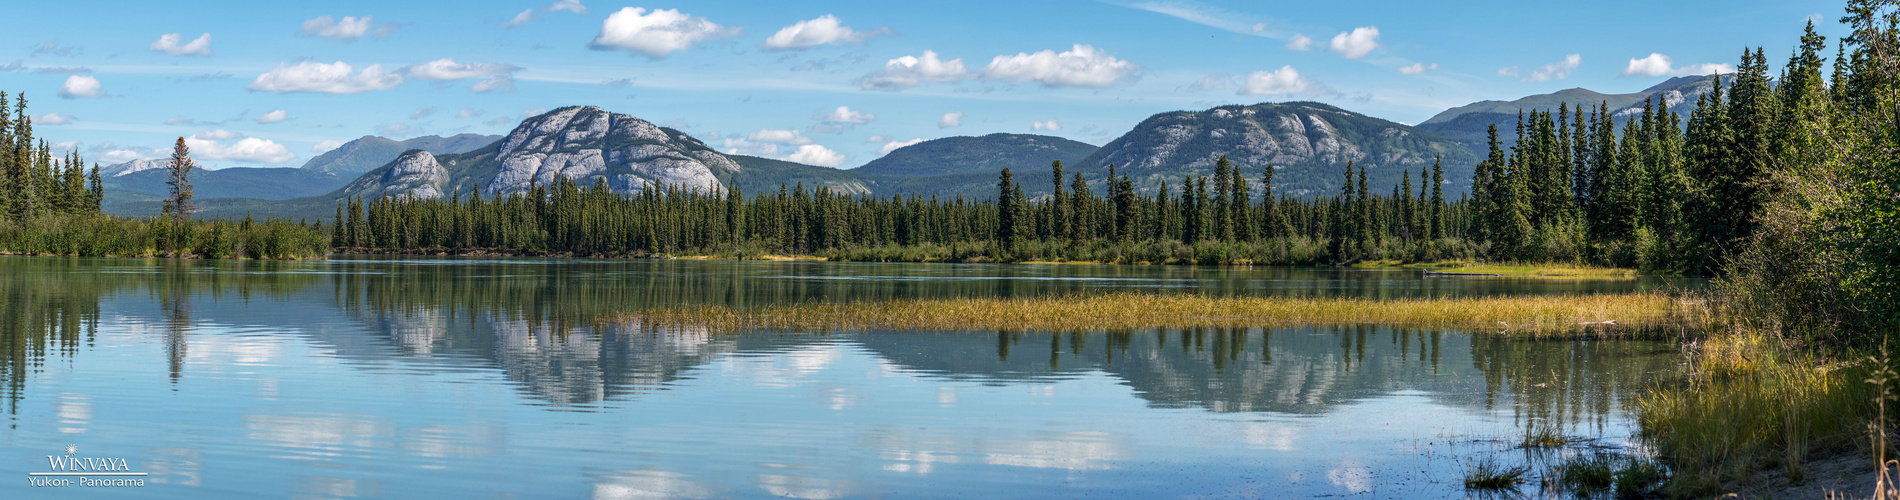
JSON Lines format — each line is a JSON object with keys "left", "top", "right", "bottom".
{"left": 1, "top": 256, "right": 1691, "bottom": 498}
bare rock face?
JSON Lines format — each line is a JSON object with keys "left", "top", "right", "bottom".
{"left": 1078, "top": 101, "right": 1475, "bottom": 195}
{"left": 380, "top": 150, "right": 448, "bottom": 199}
{"left": 486, "top": 106, "right": 734, "bottom": 195}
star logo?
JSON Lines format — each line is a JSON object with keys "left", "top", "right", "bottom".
{"left": 64, "top": 445, "right": 77, "bottom": 456}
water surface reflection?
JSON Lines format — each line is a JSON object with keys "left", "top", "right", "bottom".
{"left": 0, "top": 256, "right": 1680, "bottom": 498}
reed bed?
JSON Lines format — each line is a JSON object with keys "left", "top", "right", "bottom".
{"left": 625, "top": 292, "right": 1688, "bottom": 334}
{"left": 1635, "top": 329, "right": 1879, "bottom": 497}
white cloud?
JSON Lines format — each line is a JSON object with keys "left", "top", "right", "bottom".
{"left": 410, "top": 107, "right": 435, "bottom": 120}
{"left": 186, "top": 136, "right": 296, "bottom": 164}
{"left": 1328, "top": 26, "right": 1380, "bottom": 59}
{"left": 762, "top": 15, "right": 886, "bottom": 50}
{"left": 1286, "top": 34, "right": 1313, "bottom": 51}
{"left": 313, "top": 140, "right": 344, "bottom": 153}
{"left": 939, "top": 111, "right": 963, "bottom": 128}
{"left": 256, "top": 109, "right": 288, "bottom": 124}
{"left": 408, "top": 58, "right": 520, "bottom": 92}
{"left": 1032, "top": 119, "right": 1060, "bottom": 131}
{"left": 748, "top": 129, "right": 814, "bottom": 145}
{"left": 457, "top": 108, "right": 484, "bottom": 118}
{"left": 1497, "top": 66, "right": 1520, "bottom": 77}
{"left": 720, "top": 137, "right": 777, "bottom": 156}
{"left": 878, "top": 138, "right": 923, "bottom": 155}
{"left": 246, "top": 61, "right": 404, "bottom": 94}
{"left": 500, "top": 9, "right": 536, "bottom": 28}
{"left": 548, "top": 0, "right": 587, "bottom": 14}
{"left": 588, "top": 7, "right": 740, "bottom": 59}
{"left": 1618, "top": 53, "right": 1733, "bottom": 77}
{"left": 409, "top": 59, "right": 520, "bottom": 80}
{"left": 1399, "top": 62, "right": 1438, "bottom": 75}
{"left": 857, "top": 50, "right": 972, "bottom": 90}
{"left": 149, "top": 33, "right": 212, "bottom": 56}
{"left": 194, "top": 129, "right": 243, "bottom": 140}
{"left": 1619, "top": 53, "right": 1671, "bottom": 77}
{"left": 300, "top": 16, "right": 396, "bottom": 42}
{"left": 58, "top": 75, "right": 104, "bottom": 98}
{"left": 820, "top": 106, "right": 875, "bottom": 124}
{"left": 865, "top": 135, "right": 890, "bottom": 143}
{"left": 34, "top": 112, "right": 74, "bottom": 125}
{"left": 786, "top": 144, "right": 845, "bottom": 167}
{"left": 1251, "top": 22, "right": 1268, "bottom": 34}
{"left": 1239, "top": 66, "right": 1319, "bottom": 95}
{"left": 981, "top": 44, "right": 1140, "bottom": 88}
{"left": 1524, "top": 54, "right": 1581, "bottom": 82}
{"left": 1677, "top": 62, "right": 1736, "bottom": 76}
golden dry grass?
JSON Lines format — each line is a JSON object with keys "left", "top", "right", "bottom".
{"left": 625, "top": 292, "right": 1688, "bottom": 334}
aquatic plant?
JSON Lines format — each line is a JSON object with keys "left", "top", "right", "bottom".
{"left": 1463, "top": 457, "right": 1529, "bottom": 490}
{"left": 627, "top": 291, "right": 1692, "bottom": 335}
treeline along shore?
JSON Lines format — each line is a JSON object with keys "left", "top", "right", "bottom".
{"left": 335, "top": 42, "right": 1810, "bottom": 276}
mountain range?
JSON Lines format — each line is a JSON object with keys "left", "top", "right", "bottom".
{"left": 98, "top": 77, "right": 1732, "bottom": 221}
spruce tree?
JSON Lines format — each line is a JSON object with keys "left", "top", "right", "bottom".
{"left": 162, "top": 137, "right": 195, "bottom": 221}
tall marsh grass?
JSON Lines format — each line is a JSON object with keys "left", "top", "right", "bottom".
{"left": 626, "top": 291, "right": 1689, "bottom": 334}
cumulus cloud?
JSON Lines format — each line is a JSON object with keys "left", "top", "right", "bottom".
{"left": 877, "top": 138, "right": 923, "bottom": 155}
{"left": 981, "top": 44, "right": 1140, "bottom": 88}
{"left": 34, "top": 112, "right": 74, "bottom": 125}
{"left": 720, "top": 137, "right": 777, "bottom": 156}
{"left": 939, "top": 111, "right": 962, "bottom": 128}
{"left": 300, "top": 16, "right": 398, "bottom": 42}
{"left": 1522, "top": 54, "right": 1581, "bottom": 82}
{"left": 865, "top": 135, "right": 890, "bottom": 143}
{"left": 1239, "top": 66, "right": 1320, "bottom": 95}
{"left": 548, "top": 0, "right": 587, "bottom": 14}
{"left": 857, "top": 50, "right": 972, "bottom": 90}
{"left": 1328, "top": 26, "right": 1380, "bottom": 59}
{"left": 819, "top": 106, "right": 875, "bottom": 124}
{"left": 1286, "top": 34, "right": 1313, "bottom": 51}
{"left": 1399, "top": 62, "right": 1437, "bottom": 75}
{"left": 58, "top": 75, "right": 104, "bottom": 99}
{"left": 313, "top": 139, "right": 345, "bottom": 153}
{"left": 457, "top": 108, "right": 484, "bottom": 118}
{"left": 149, "top": 33, "right": 212, "bottom": 56}
{"left": 256, "top": 109, "right": 288, "bottom": 124}
{"left": 588, "top": 7, "right": 740, "bottom": 58}
{"left": 186, "top": 136, "right": 296, "bottom": 164}
{"left": 785, "top": 144, "right": 845, "bottom": 167}
{"left": 408, "top": 58, "right": 521, "bottom": 92}
{"left": 1618, "top": 53, "right": 1734, "bottom": 77}
{"left": 1031, "top": 119, "right": 1060, "bottom": 131}
{"left": 762, "top": 15, "right": 888, "bottom": 50}
{"left": 1497, "top": 66, "right": 1520, "bottom": 77}
{"left": 247, "top": 61, "right": 404, "bottom": 94}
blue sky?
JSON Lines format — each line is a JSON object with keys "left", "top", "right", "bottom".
{"left": 0, "top": 0, "right": 1843, "bottom": 170}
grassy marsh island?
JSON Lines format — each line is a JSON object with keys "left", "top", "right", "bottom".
{"left": 627, "top": 292, "right": 1692, "bottom": 334}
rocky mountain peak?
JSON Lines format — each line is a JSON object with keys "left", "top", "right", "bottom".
{"left": 485, "top": 106, "right": 735, "bottom": 196}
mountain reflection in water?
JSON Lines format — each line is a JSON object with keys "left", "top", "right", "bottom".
{"left": 0, "top": 256, "right": 1680, "bottom": 498}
